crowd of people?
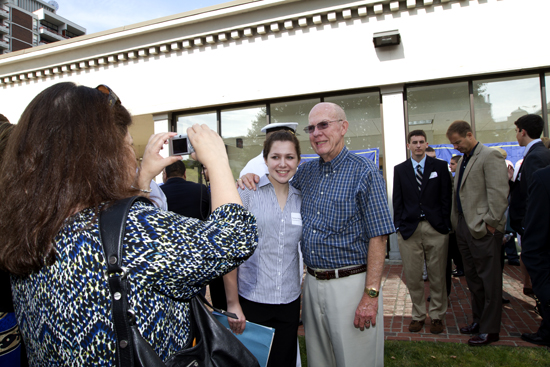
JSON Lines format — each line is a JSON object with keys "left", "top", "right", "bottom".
{"left": 0, "top": 82, "right": 549, "bottom": 367}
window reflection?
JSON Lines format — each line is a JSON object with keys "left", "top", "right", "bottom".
{"left": 221, "top": 106, "right": 266, "bottom": 179}
{"left": 407, "top": 82, "right": 470, "bottom": 145}
{"left": 175, "top": 112, "right": 217, "bottom": 183}
{"left": 473, "top": 75, "right": 541, "bottom": 144}
{"left": 325, "top": 93, "right": 383, "bottom": 171}
{"left": 271, "top": 99, "right": 319, "bottom": 155}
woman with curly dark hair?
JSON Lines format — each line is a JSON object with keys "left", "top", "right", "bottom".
{"left": 0, "top": 82, "right": 257, "bottom": 366}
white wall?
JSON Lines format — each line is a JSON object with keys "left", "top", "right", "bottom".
{"left": 1, "top": 0, "right": 548, "bottom": 123}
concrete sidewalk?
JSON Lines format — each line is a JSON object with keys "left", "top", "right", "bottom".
{"left": 298, "top": 261, "right": 544, "bottom": 348}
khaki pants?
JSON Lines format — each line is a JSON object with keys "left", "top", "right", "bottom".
{"left": 397, "top": 221, "right": 449, "bottom": 321}
{"left": 302, "top": 271, "right": 384, "bottom": 367}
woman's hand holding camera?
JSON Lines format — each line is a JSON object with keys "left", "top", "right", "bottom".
{"left": 138, "top": 132, "right": 182, "bottom": 190}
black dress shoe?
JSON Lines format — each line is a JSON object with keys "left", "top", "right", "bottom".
{"left": 502, "top": 298, "right": 511, "bottom": 304}
{"left": 468, "top": 333, "right": 499, "bottom": 346}
{"left": 521, "top": 332, "right": 550, "bottom": 346}
{"left": 452, "top": 269, "right": 465, "bottom": 277}
{"left": 523, "top": 287, "right": 534, "bottom": 296}
{"left": 508, "top": 260, "right": 520, "bottom": 266}
{"left": 460, "top": 322, "right": 480, "bottom": 334}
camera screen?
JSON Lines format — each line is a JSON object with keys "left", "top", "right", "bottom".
{"left": 172, "top": 138, "right": 189, "bottom": 155}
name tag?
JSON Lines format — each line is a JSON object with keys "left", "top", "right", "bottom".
{"left": 429, "top": 171, "right": 438, "bottom": 179}
{"left": 291, "top": 212, "right": 302, "bottom": 226}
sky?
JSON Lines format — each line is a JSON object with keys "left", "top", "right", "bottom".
{"left": 55, "top": 0, "right": 231, "bottom": 34}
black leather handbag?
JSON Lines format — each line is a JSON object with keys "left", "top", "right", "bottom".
{"left": 99, "top": 196, "right": 259, "bottom": 367}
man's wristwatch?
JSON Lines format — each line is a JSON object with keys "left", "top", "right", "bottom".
{"left": 365, "top": 287, "right": 379, "bottom": 298}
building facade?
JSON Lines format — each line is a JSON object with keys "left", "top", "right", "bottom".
{"left": 0, "top": 0, "right": 85, "bottom": 54}
{"left": 0, "top": 0, "right": 548, "bottom": 258}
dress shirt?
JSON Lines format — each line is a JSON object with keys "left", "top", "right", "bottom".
{"left": 238, "top": 175, "right": 302, "bottom": 304}
{"left": 411, "top": 155, "right": 427, "bottom": 174}
{"left": 523, "top": 138, "right": 542, "bottom": 157}
{"left": 292, "top": 147, "right": 395, "bottom": 269}
{"left": 239, "top": 152, "right": 269, "bottom": 178}
{"left": 149, "top": 180, "right": 168, "bottom": 210}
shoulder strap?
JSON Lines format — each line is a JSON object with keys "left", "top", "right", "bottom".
{"left": 98, "top": 196, "right": 163, "bottom": 367}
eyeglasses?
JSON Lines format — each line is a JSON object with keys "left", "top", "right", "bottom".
{"left": 303, "top": 119, "right": 342, "bottom": 134}
{"left": 96, "top": 84, "right": 121, "bottom": 108}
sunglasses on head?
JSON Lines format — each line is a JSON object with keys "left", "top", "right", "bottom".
{"left": 96, "top": 84, "right": 121, "bottom": 108}
{"left": 303, "top": 119, "right": 342, "bottom": 134}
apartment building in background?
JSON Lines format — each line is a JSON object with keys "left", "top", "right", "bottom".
{"left": 0, "top": 0, "right": 85, "bottom": 54}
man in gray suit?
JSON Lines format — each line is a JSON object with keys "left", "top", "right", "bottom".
{"left": 446, "top": 120, "right": 509, "bottom": 346}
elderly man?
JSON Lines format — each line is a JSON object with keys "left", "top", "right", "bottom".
{"left": 446, "top": 120, "right": 509, "bottom": 346}
{"left": 241, "top": 102, "right": 394, "bottom": 366}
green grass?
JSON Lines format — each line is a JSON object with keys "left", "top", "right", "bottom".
{"left": 297, "top": 337, "right": 549, "bottom": 367}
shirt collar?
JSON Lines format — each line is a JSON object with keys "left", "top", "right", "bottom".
{"left": 523, "top": 138, "right": 542, "bottom": 157}
{"left": 411, "top": 155, "right": 426, "bottom": 171}
{"left": 318, "top": 146, "right": 349, "bottom": 170}
{"left": 466, "top": 142, "right": 479, "bottom": 158}
{"left": 258, "top": 174, "right": 271, "bottom": 188}
{"left": 258, "top": 173, "right": 301, "bottom": 197}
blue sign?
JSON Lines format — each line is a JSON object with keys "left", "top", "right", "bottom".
{"left": 430, "top": 142, "right": 524, "bottom": 168}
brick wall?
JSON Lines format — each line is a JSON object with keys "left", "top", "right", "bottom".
{"left": 11, "top": 8, "right": 32, "bottom": 30}
{"left": 12, "top": 25, "right": 32, "bottom": 44}
{"left": 12, "top": 38, "right": 31, "bottom": 52}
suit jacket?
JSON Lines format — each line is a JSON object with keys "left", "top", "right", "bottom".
{"left": 509, "top": 141, "right": 550, "bottom": 235}
{"left": 521, "top": 166, "right": 550, "bottom": 306}
{"left": 451, "top": 143, "right": 509, "bottom": 239}
{"left": 393, "top": 156, "right": 452, "bottom": 240}
{"left": 160, "top": 177, "right": 211, "bottom": 220}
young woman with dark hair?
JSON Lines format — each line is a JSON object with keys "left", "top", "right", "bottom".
{"left": 0, "top": 82, "right": 257, "bottom": 365}
{"left": 224, "top": 130, "right": 302, "bottom": 367}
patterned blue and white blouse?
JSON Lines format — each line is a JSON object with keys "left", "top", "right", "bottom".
{"left": 11, "top": 201, "right": 257, "bottom": 366}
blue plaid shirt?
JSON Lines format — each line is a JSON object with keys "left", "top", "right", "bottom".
{"left": 292, "top": 147, "right": 395, "bottom": 269}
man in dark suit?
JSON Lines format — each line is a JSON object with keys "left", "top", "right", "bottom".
{"left": 521, "top": 166, "right": 550, "bottom": 346}
{"left": 393, "top": 130, "right": 452, "bottom": 334}
{"left": 509, "top": 114, "right": 550, "bottom": 236}
{"left": 161, "top": 160, "right": 210, "bottom": 220}
{"left": 509, "top": 114, "right": 550, "bottom": 299}
{"left": 447, "top": 120, "right": 509, "bottom": 346}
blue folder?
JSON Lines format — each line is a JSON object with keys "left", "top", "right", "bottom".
{"left": 212, "top": 312, "right": 275, "bottom": 367}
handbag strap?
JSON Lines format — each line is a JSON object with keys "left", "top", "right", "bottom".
{"left": 99, "top": 196, "right": 159, "bottom": 367}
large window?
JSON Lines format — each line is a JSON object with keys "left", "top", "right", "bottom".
{"left": 325, "top": 93, "right": 383, "bottom": 169}
{"left": 407, "top": 82, "right": 470, "bottom": 145}
{"left": 473, "top": 75, "right": 541, "bottom": 144}
{"left": 221, "top": 106, "right": 266, "bottom": 179}
{"left": 176, "top": 112, "right": 217, "bottom": 183}
{"left": 271, "top": 98, "right": 318, "bottom": 155}
{"left": 174, "top": 91, "right": 384, "bottom": 179}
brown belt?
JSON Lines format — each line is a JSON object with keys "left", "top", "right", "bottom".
{"left": 307, "top": 264, "right": 367, "bottom": 280}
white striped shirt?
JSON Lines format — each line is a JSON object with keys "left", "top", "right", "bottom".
{"left": 237, "top": 174, "right": 302, "bottom": 304}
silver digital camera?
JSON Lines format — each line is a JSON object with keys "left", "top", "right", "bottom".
{"left": 169, "top": 134, "right": 194, "bottom": 156}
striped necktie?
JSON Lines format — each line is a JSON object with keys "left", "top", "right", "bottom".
{"left": 416, "top": 164, "right": 422, "bottom": 191}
